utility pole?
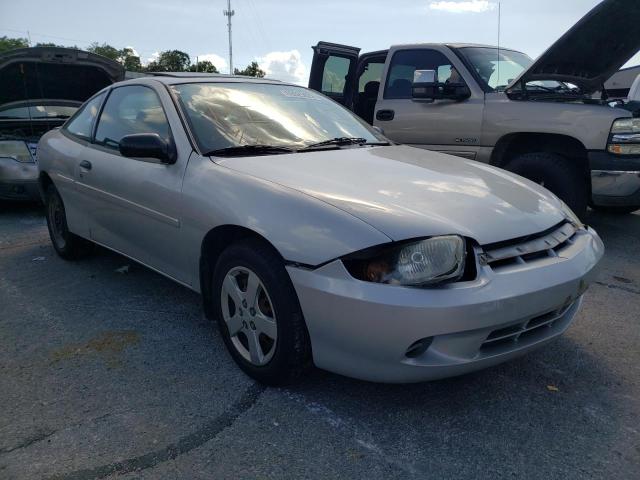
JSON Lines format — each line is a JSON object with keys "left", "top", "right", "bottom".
{"left": 223, "top": 0, "right": 234, "bottom": 74}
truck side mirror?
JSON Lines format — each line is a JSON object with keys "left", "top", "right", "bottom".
{"left": 411, "top": 69, "right": 472, "bottom": 102}
{"left": 412, "top": 69, "right": 438, "bottom": 101}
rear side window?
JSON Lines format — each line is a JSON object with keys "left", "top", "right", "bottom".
{"left": 384, "top": 49, "right": 454, "bottom": 99}
{"left": 64, "top": 93, "right": 105, "bottom": 140}
{"left": 95, "top": 86, "right": 170, "bottom": 150}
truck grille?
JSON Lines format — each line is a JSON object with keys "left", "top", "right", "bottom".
{"left": 481, "top": 221, "right": 578, "bottom": 271}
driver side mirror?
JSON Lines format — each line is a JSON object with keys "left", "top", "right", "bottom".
{"left": 119, "top": 133, "right": 176, "bottom": 164}
{"left": 412, "top": 69, "right": 471, "bottom": 102}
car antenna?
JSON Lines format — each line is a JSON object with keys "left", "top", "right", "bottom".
{"left": 496, "top": 2, "right": 501, "bottom": 86}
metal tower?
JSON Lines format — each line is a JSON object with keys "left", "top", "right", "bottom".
{"left": 223, "top": 0, "right": 235, "bottom": 74}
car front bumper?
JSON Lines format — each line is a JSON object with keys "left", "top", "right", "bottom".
{"left": 0, "top": 158, "right": 39, "bottom": 201}
{"left": 287, "top": 227, "right": 604, "bottom": 383}
{"left": 589, "top": 151, "right": 640, "bottom": 207}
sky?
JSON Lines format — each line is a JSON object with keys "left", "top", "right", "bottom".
{"left": 2, "top": 0, "right": 639, "bottom": 85}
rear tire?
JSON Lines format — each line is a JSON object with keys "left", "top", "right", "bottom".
{"left": 211, "top": 238, "right": 312, "bottom": 386}
{"left": 505, "top": 152, "right": 588, "bottom": 220}
{"left": 45, "top": 184, "right": 94, "bottom": 260}
{"left": 591, "top": 205, "right": 639, "bottom": 214}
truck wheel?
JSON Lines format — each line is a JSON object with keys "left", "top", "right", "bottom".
{"left": 591, "top": 205, "right": 639, "bottom": 214}
{"left": 505, "top": 152, "right": 588, "bottom": 220}
{"left": 45, "top": 184, "right": 94, "bottom": 260}
{"left": 211, "top": 238, "right": 312, "bottom": 386}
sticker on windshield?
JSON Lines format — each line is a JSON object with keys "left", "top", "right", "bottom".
{"left": 280, "top": 88, "right": 318, "bottom": 99}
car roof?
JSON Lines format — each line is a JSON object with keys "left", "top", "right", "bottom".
{"left": 111, "top": 72, "right": 293, "bottom": 88}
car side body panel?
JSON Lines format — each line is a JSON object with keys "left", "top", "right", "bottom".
{"left": 179, "top": 154, "right": 393, "bottom": 290}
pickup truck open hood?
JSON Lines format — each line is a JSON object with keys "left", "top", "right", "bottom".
{"left": 506, "top": 0, "right": 640, "bottom": 95}
{"left": 216, "top": 145, "right": 566, "bottom": 246}
{"left": 0, "top": 47, "right": 124, "bottom": 106}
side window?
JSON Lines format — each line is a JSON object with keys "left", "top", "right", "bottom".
{"left": 321, "top": 56, "right": 350, "bottom": 94}
{"left": 95, "top": 86, "right": 170, "bottom": 150}
{"left": 358, "top": 61, "right": 385, "bottom": 93}
{"left": 384, "top": 49, "right": 456, "bottom": 99}
{"left": 64, "top": 92, "right": 105, "bottom": 140}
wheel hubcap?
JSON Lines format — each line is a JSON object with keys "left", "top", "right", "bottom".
{"left": 220, "top": 267, "right": 277, "bottom": 366}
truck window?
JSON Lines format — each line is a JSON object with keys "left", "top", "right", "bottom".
{"left": 384, "top": 49, "right": 455, "bottom": 99}
{"left": 322, "top": 56, "right": 350, "bottom": 94}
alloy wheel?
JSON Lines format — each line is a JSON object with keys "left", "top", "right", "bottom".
{"left": 220, "top": 266, "right": 278, "bottom": 366}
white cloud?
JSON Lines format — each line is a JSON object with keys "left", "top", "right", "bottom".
{"left": 124, "top": 46, "right": 140, "bottom": 57}
{"left": 258, "top": 50, "right": 307, "bottom": 85}
{"left": 145, "top": 51, "right": 160, "bottom": 66}
{"left": 428, "top": 0, "right": 496, "bottom": 13}
{"left": 195, "top": 53, "right": 228, "bottom": 72}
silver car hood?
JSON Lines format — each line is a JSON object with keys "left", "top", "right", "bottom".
{"left": 215, "top": 145, "right": 566, "bottom": 245}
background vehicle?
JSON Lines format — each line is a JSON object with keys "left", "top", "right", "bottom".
{"left": 37, "top": 74, "right": 603, "bottom": 385}
{"left": 0, "top": 47, "right": 124, "bottom": 201}
{"left": 308, "top": 0, "right": 640, "bottom": 218}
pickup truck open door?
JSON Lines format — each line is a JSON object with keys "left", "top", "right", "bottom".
{"left": 309, "top": 42, "right": 360, "bottom": 108}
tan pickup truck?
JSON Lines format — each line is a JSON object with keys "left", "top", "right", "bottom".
{"left": 308, "top": 0, "right": 640, "bottom": 218}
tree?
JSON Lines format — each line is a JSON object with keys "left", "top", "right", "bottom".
{"left": 234, "top": 61, "right": 266, "bottom": 78}
{"left": 87, "top": 42, "right": 120, "bottom": 61}
{"left": 189, "top": 60, "right": 218, "bottom": 73}
{"left": 119, "top": 47, "right": 142, "bottom": 72}
{"left": 35, "top": 42, "right": 67, "bottom": 48}
{"left": 146, "top": 50, "right": 191, "bottom": 72}
{"left": 0, "top": 36, "right": 29, "bottom": 53}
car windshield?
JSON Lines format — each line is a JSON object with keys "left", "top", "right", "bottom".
{"left": 0, "top": 104, "right": 79, "bottom": 120}
{"left": 171, "top": 82, "right": 386, "bottom": 154}
{"left": 458, "top": 47, "right": 576, "bottom": 93}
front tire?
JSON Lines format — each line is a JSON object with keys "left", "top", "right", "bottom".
{"left": 211, "top": 238, "right": 312, "bottom": 386}
{"left": 505, "top": 152, "right": 588, "bottom": 220}
{"left": 45, "top": 184, "right": 93, "bottom": 260}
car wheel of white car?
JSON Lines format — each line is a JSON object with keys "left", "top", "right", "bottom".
{"left": 45, "top": 184, "right": 94, "bottom": 260}
{"left": 211, "top": 238, "right": 312, "bottom": 385}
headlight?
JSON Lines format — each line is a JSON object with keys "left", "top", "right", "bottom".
{"left": 342, "top": 235, "right": 466, "bottom": 287}
{"left": 610, "top": 118, "right": 640, "bottom": 134}
{"left": 0, "top": 140, "right": 34, "bottom": 163}
{"left": 608, "top": 118, "right": 640, "bottom": 155}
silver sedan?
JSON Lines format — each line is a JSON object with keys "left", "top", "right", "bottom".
{"left": 36, "top": 74, "right": 604, "bottom": 384}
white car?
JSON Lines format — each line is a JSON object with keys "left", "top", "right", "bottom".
{"left": 36, "top": 74, "right": 604, "bottom": 384}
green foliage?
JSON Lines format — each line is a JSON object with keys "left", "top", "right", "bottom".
{"left": 0, "top": 36, "right": 29, "bottom": 53}
{"left": 119, "top": 47, "right": 142, "bottom": 72}
{"left": 35, "top": 42, "right": 66, "bottom": 48}
{"left": 146, "top": 50, "right": 191, "bottom": 72}
{"left": 87, "top": 42, "right": 120, "bottom": 61}
{"left": 234, "top": 61, "right": 266, "bottom": 78}
{"left": 189, "top": 60, "right": 219, "bottom": 73}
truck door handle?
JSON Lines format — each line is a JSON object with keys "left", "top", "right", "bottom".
{"left": 376, "top": 109, "right": 394, "bottom": 121}
{"left": 79, "top": 160, "right": 92, "bottom": 170}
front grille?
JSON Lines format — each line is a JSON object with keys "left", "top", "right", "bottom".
{"left": 480, "top": 301, "right": 575, "bottom": 354}
{"left": 481, "top": 221, "right": 578, "bottom": 271}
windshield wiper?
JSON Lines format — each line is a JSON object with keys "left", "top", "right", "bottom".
{"left": 204, "top": 144, "right": 296, "bottom": 157}
{"left": 302, "top": 137, "right": 370, "bottom": 149}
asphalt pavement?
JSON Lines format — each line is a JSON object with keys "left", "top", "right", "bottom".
{"left": 1, "top": 202, "right": 638, "bottom": 479}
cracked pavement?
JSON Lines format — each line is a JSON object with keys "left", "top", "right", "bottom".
{"left": 1, "top": 203, "right": 639, "bottom": 479}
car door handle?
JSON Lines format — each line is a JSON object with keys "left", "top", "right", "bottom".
{"left": 376, "top": 109, "right": 394, "bottom": 121}
{"left": 79, "top": 160, "right": 92, "bottom": 170}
